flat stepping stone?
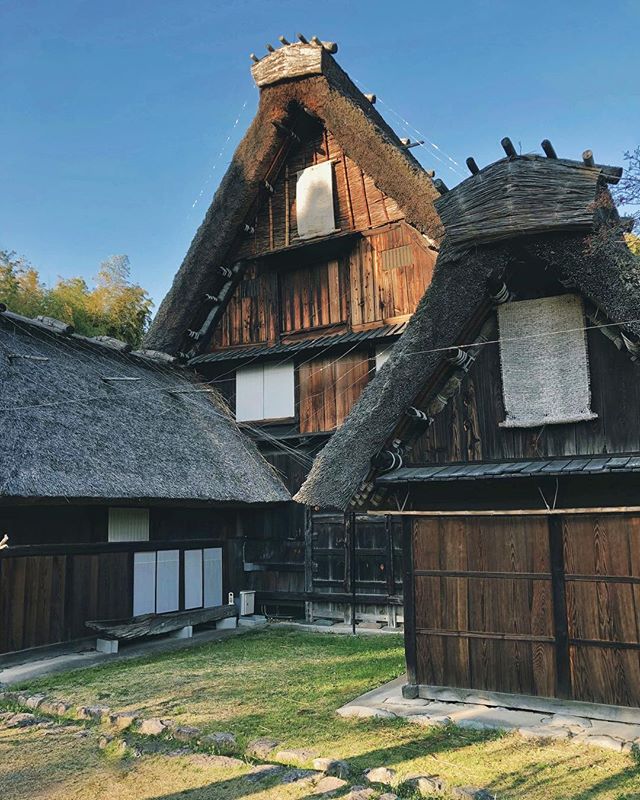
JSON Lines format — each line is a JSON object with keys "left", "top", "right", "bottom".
{"left": 312, "top": 776, "right": 348, "bottom": 795}
{"left": 364, "top": 766, "right": 396, "bottom": 785}
{"left": 138, "top": 718, "right": 167, "bottom": 736}
{"left": 6, "top": 713, "right": 39, "bottom": 728}
{"left": 402, "top": 775, "right": 447, "bottom": 796}
{"left": 313, "top": 757, "right": 350, "bottom": 778}
{"left": 337, "top": 705, "right": 396, "bottom": 719}
{"left": 200, "top": 731, "right": 236, "bottom": 749}
{"left": 275, "top": 748, "right": 319, "bottom": 764}
{"left": 247, "top": 738, "right": 279, "bottom": 758}
{"left": 577, "top": 734, "right": 625, "bottom": 752}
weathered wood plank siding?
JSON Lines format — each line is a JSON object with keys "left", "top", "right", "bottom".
{"left": 408, "top": 324, "right": 640, "bottom": 465}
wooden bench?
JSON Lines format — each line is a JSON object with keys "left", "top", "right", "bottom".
{"left": 85, "top": 603, "right": 237, "bottom": 653}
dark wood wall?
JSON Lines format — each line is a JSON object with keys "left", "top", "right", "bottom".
{"left": 213, "top": 222, "right": 435, "bottom": 350}
{"left": 408, "top": 321, "right": 640, "bottom": 465}
{"left": 406, "top": 511, "right": 640, "bottom": 708}
{"left": 233, "top": 127, "right": 404, "bottom": 261}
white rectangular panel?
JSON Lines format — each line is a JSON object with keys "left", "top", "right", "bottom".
{"left": 184, "top": 549, "right": 203, "bottom": 609}
{"left": 296, "top": 161, "right": 336, "bottom": 239}
{"left": 133, "top": 551, "right": 156, "bottom": 616}
{"left": 263, "top": 362, "right": 295, "bottom": 419}
{"left": 156, "top": 549, "right": 179, "bottom": 614}
{"left": 203, "top": 548, "right": 223, "bottom": 608}
{"left": 108, "top": 508, "right": 150, "bottom": 542}
{"left": 498, "top": 294, "right": 597, "bottom": 428}
{"left": 235, "top": 364, "right": 264, "bottom": 422}
{"left": 375, "top": 345, "right": 393, "bottom": 371}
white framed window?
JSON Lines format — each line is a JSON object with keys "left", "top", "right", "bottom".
{"left": 375, "top": 344, "right": 394, "bottom": 371}
{"left": 108, "top": 508, "right": 149, "bottom": 542}
{"left": 236, "top": 362, "right": 295, "bottom": 422}
{"left": 296, "top": 161, "right": 337, "bottom": 239}
{"left": 497, "top": 294, "right": 597, "bottom": 428}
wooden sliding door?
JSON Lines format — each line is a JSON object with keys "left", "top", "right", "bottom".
{"left": 408, "top": 512, "right": 640, "bottom": 707}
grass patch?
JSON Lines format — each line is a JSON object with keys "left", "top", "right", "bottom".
{"left": 4, "top": 628, "right": 640, "bottom": 799}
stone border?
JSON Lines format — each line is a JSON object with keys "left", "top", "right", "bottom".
{"left": 0, "top": 689, "right": 495, "bottom": 799}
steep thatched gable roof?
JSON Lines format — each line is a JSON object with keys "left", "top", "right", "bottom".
{"left": 0, "top": 311, "right": 289, "bottom": 504}
{"left": 145, "top": 41, "right": 442, "bottom": 355}
{"left": 296, "top": 152, "right": 638, "bottom": 511}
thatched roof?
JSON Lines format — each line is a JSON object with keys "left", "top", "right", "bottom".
{"left": 435, "top": 153, "right": 623, "bottom": 248}
{"left": 145, "top": 41, "right": 442, "bottom": 355}
{"left": 0, "top": 311, "right": 290, "bottom": 504}
{"left": 296, "top": 154, "right": 638, "bottom": 511}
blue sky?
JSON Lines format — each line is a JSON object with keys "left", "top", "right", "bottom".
{"left": 1, "top": 0, "right": 638, "bottom": 311}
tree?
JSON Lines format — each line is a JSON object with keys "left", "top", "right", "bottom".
{"left": 613, "top": 147, "right": 640, "bottom": 227}
{"left": 0, "top": 251, "right": 153, "bottom": 347}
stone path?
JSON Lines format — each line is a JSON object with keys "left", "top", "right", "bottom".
{"left": 338, "top": 676, "right": 640, "bottom": 753}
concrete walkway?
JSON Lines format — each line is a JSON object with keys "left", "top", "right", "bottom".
{"left": 0, "top": 621, "right": 265, "bottom": 685}
{"left": 338, "top": 676, "right": 640, "bottom": 754}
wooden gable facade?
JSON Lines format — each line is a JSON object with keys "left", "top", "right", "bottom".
{"left": 203, "top": 121, "right": 436, "bottom": 446}
{"left": 143, "top": 39, "right": 442, "bottom": 625}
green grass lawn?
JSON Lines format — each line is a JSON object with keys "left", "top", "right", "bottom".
{"left": 3, "top": 627, "right": 640, "bottom": 799}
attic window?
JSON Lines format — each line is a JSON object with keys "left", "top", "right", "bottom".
{"left": 236, "top": 361, "right": 295, "bottom": 422}
{"left": 296, "top": 161, "right": 337, "bottom": 239}
{"left": 497, "top": 294, "right": 597, "bottom": 428}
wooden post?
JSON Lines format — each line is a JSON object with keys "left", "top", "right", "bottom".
{"left": 385, "top": 514, "right": 395, "bottom": 596}
{"left": 344, "top": 512, "right": 357, "bottom": 634}
{"left": 541, "top": 139, "right": 557, "bottom": 159}
{"left": 466, "top": 157, "right": 480, "bottom": 175}
{"left": 304, "top": 507, "right": 314, "bottom": 623}
{"left": 548, "top": 516, "right": 572, "bottom": 699}
{"left": 401, "top": 516, "right": 418, "bottom": 693}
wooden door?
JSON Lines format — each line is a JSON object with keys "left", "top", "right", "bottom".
{"left": 409, "top": 512, "right": 640, "bottom": 707}
{"left": 410, "top": 515, "right": 557, "bottom": 697}
{"left": 563, "top": 513, "right": 640, "bottom": 706}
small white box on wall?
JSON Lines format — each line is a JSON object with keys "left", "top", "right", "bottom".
{"left": 239, "top": 590, "right": 256, "bottom": 616}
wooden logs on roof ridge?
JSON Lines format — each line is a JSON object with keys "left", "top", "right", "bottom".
{"left": 434, "top": 178, "right": 449, "bottom": 195}
{"left": 541, "top": 139, "right": 557, "bottom": 158}
{"left": 583, "top": 149, "right": 595, "bottom": 167}
{"left": 466, "top": 157, "right": 480, "bottom": 175}
{"left": 501, "top": 137, "right": 517, "bottom": 158}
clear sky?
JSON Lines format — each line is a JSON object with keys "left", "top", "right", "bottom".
{"left": 2, "top": 0, "right": 638, "bottom": 312}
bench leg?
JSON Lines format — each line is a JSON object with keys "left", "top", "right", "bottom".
{"left": 215, "top": 617, "right": 238, "bottom": 630}
{"left": 96, "top": 638, "right": 119, "bottom": 654}
{"left": 168, "top": 626, "right": 193, "bottom": 640}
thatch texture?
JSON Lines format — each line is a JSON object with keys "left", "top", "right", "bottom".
{"left": 0, "top": 311, "right": 289, "bottom": 504}
{"left": 145, "top": 49, "right": 442, "bottom": 354}
{"left": 295, "top": 230, "right": 640, "bottom": 511}
{"left": 435, "top": 155, "right": 620, "bottom": 247}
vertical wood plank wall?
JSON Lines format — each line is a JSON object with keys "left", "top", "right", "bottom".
{"left": 408, "top": 323, "right": 640, "bottom": 465}
{"left": 408, "top": 512, "right": 640, "bottom": 707}
{"left": 298, "top": 353, "right": 371, "bottom": 433}
{"left": 0, "top": 552, "right": 132, "bottom": 654}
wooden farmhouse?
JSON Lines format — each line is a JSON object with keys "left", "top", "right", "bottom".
{"left": 297, "top": 145, "right": 640, "bottom": 714}
{"left": 145, "top": 37, "right": 442, "bottom": 624}
{"left": 0, "top": 309, "right": 289, "bottom": 656}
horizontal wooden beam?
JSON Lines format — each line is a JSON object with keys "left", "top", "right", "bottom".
{"left": 417, "top": 628, "right": 555, "bottom": 644}
{"left": 368, "top": 507, "right": 640, "bottom": 517}
{"left": 415, "top": 569, "right": 551, "bottom": 580}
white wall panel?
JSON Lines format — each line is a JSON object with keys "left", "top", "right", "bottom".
{"left": 235, "top": 365, "right": 264, "bottom": 422}
{"left": 296, "top": 161, "right": 336, "bottom": 239}
{"left": 133, "top": 552, "right": 156, "bottom": 616}
{"left": 184, "top": 549, "right": 203, "bottom": 609}
{"left": 156, "top": 549, "right": 179, "bottom": 614}
{"left": 108, "top": 508, "right": 150, "bottom": 542}
{"left": 203, "top": 548, "right": 223, "bottom": 608}
{"left": 263, "top": 362, "right": 295, "bottom": 419}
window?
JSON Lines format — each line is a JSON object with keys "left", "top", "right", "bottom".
{"left": 296, "top": 161, "right": 337, "bottom": 239}
{"left": 375, "top": 344, "right": 394, "bottom": 371}
{"left": 236, "top": 362, "right": 295, "bottom": 422}
{"left": 108, "top": 508, "right": 149, "bottom": 542}
{"left": 497, "top": 294, "right": 597, "bottom": 428}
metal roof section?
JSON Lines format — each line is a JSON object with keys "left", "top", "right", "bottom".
{"left": 375, "top": 455, "right": 640, "bottom": 485}
{"left": 189, "top": 322, "right": 408, "bottom": 366}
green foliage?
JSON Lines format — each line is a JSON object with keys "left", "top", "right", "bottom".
{"left": 0, "top": 251, "right": 153, "bottom": 347}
